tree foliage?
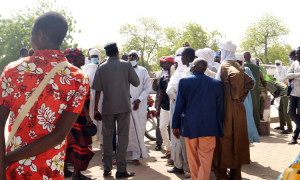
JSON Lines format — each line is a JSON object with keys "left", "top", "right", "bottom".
{"left": 150, "top": 22, "right": 223, "bottom": 71}
{"left": 267, "top": 43, "right": 293, "bottom": 65}
{"left": 240, "top": 13, "right": 290, "bottom": 64}
{"left": 119, "top": 17, "right": 163, "bottom": 67}
{"left": 0, "top": 0, "right": 79, "bottom": 70}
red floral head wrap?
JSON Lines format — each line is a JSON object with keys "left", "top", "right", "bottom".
{"left": 63, "top": 47, "right": 84, "bottom": 63}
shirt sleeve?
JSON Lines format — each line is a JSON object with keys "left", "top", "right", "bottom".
{"left": 166, "top": 85, "right": 177, "bottom": 101}
{"left": 286, "top": 62, "right": 300, "bottom": 79}
{"left": 216, "top": 81, "right": 224, "bottom": 137}
{"left": 0, "top": 70, "right": 12, "bottom": 109}
{"left": 65, "top": 74, "right": 90, "bottom": 113}
{"left": 172, "top": 79, "right": 186, "bottom": 130}
{"left": 267, "top": 81, "right": 277, "bottom": 96}
{"left": 138, "top": 70, "right": 152, "bottom": 102}
{"left": 91, "top": 67, "right": 102, "bottom": 92}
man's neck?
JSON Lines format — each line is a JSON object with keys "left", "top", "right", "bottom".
{"left": 109, "top": 55, "right": 118, "bottom": 57}
{"left": 187, "top": 59, "right": 194, "bottom": 67}
{"left": 245, "top": 59, "right": 251, "bottom": 62}
{"left": 39, "top": 43, "right": 61, "bottom": 51}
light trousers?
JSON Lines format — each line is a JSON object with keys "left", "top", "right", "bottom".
{"left": 185, "top": 136, "right": 216, "bottom": 180}
{"left": 159, "top": 108, "right": 171, "bottom": 151}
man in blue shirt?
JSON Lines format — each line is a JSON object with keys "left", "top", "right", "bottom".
{"left": 172, "top": 58, "right": 224, "bottom": 180}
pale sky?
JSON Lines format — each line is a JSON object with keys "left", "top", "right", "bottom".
{"left": 1, "top": 0, "right": 300, "bottom": 51}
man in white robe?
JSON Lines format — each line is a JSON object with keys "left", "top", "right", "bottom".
{"left": 166, "top": 47, "right": 190, "bottom": 177}
{"left": 82, "top": 49, "right": 103, "bottom": 148}
{"left": 275, "top": 60, "right": 287, "bottom": 84}
{"left": 126, "top": 50, "right": 152, "bottom": 165}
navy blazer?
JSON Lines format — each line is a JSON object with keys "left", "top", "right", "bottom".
{"left": 172, "top": 72, "right": 224, "bottom": 139}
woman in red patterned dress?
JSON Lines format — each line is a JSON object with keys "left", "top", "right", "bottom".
{"left": 63, "top": 48, "right": 94, "bottom": 180}
{"left": 0, "top": 12, "right": 89, "bottom": 180}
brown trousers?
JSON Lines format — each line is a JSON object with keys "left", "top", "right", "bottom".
{"left": 185, "top": 136, "right": 216, "bottom": 180}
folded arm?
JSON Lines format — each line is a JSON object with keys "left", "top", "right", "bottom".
{"left": 166, "top": 84, "right": 177, "bottom": 101}
{"left": 286, "top": 63, "right": 300, "bottom": 79}
{"left": 6, "top": 110, "right": 79, "bottom": 165}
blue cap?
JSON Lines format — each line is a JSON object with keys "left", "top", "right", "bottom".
{"left": 215, "top": 52, "right": 219, "bottom": 57}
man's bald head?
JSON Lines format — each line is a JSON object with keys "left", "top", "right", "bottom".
{"left": 191, "top": 58, "right": 207, "bottom": 73}
{"left": 244, "top": 51, "right": 251, "bottom": 62}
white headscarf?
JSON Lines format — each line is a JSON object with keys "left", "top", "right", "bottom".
{"left": 203, "top": 48, "right": 215, "bottom": 66}
{"left": 275, "top": 60, "right": 283, "bottom": 72}
{"left": 168, "top": 56, "right": 187, "bottom": 87}
{"left": 89, "top": 49, "right": 101, "bottom": 67}
{"left": 176, "top": 47, "right": 185, "bottom": 56}
{"left": 274, "top": 60, "right": 287, "bottom": 83}
{"left": 129, "top": 50, "right": 139, "bottom": 56}
{"left": 235, "top": 53, "right": 245, "bottom": 66}
{"left": 250, "top": 58, "right": 257, "bottom": 64}
{"left": 195, "top": 48, "right": 215, "bottom": 66}
{"left": 216, "top": 40, "right": 237, "bottom": 81}
{"left": 196, "top": 49, "right": 209, "bottom": 61}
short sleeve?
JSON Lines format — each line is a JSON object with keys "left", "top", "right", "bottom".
{"left": 0, "top": 70, "right": 13, "bottom": 109}
{"left": 91, "top": 67, "right": 102, "bottom": 92}
{"left": 65, "top": 74, "right": 90, "bottom": 113}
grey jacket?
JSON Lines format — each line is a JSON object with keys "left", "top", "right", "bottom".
{"left": 92, "top": 57, "right": 140, "bottom": 115}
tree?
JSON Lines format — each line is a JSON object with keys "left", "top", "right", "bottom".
{"left": 151, "top": 22, "right": 223, "bottom": 72}
{"left": 0, "top": 0, "right": 80, "bottom": 70}
{"left": 119, "top": 17, "right": 163, "bottom": 67}
{"left": 267, "top": 43, "right": 293, "bottom": 65}
{"left": 240, "top": 13, "right": 290, "bottom": 64}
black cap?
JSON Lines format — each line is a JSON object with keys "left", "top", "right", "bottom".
{"left": 104, "top": 42, "right": 117, "bottom": 51}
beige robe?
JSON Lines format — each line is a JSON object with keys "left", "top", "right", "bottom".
{"left": 213, "top": 60, "right": 254, "bottom": 169}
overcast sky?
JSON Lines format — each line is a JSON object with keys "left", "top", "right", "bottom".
{"left": 1, "top": 0, "right": 300, "bottom": 50}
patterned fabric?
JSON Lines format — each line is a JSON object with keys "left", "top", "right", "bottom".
{"left": 277, "top": 153, "right": 300, "bottom": 180}
{"left": 2, "top": 50, "right": 89, "bottom": 180}
{"left": 286, "top": 60, "right": 300, "bottom": 97}
{"left": 63, "top": 48, "right": 83, "bottom": 63}
{"left": 65, "top": 89, "right": 95, "bottom": 171}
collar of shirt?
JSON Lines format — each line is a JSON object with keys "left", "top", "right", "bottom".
{"left": 107, "top": 57, "right": 119, "bottom": 61}
{"left": 193, "top": 72, "right": 205, "bottom": 75}
{"left": 26, "top": 50, "right": 68, "bottom": 66}
{"left": 33, "top": 50, "right": 65, "bottom": 59}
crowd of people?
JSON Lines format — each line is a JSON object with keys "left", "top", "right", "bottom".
{"left": 0, "top": 11, "right": 299, "bottom": 180}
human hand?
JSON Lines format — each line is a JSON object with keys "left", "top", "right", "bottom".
{"left": 155, "top": 109, "right": 160, "bottom": 119}
{"left": 153, "top": 78, "right": 158, "bottom": 84}
{"left": 86, "top": 116, "right": 94, "bottom": 126}
{"left": 94, "top": 110, "right": 102, "bottom": 121}
{"left": 271, "top": 99, "right": 275, "bottom": 105}
{"left": 132, "top": 99, "right": 141, "bottom": 111}
{"left": 173, "top": 129, "right": 180, "bottom": 139}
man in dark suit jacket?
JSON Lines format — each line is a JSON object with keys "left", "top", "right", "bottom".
{"left": 172, "top": 58, "right": 224, "bottom": 180}
{"left": 92, "top": 42, "right": 140, "bottom": 179}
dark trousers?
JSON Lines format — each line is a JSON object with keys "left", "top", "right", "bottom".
{"left": 287, "top": 95, "right": 300, "bottom": 141}
{"left": 212, "top": 164, "right": 242, "bottom": 180}
{"left": 102, "top": 113, "right": 130, "bottom": 172}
